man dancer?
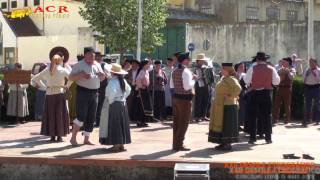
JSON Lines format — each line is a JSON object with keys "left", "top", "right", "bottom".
{"left": 302, "top": 58, "right": 320, "bottom": 127}
{"left": 170, "top": 52, "right": 196, "bottom": 151}
{"left": 272, "top": 57, "right": 296, "bottom": 124}
{"left": 193, "top": 53, "right": 210, "bottom": 122}
{"left": 69, "top": 47, "right": 106, "bottom": 145}
{"left": 244, "top": 52, "right": 280, "bottom": 144}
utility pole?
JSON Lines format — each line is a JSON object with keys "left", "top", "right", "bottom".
{"left": 308, "top": 0, "right": 314, "bottom": 60}
{"left": 136, "top": 0, "right": 143, "bottom": 61}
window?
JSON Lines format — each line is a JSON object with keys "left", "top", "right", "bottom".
{"left": 1, "top": 2, "right": 7, "bottom": 9}
{"left": 266, "top": 7, "right": 280, "bottom": 21}
{"left": 11, "top": 1, "right": 17, "bottom": 8}
{"left": 287, "top": 10, "right": 298, "bottom": 21}
{"left": 24, "top": 0, "right": 28, "bottom": 7}
{"left": 246, "top": 7, "right": 259, "bottom": 21}
{"left": 34, "top": 0, "right": 40, "bottom": 6}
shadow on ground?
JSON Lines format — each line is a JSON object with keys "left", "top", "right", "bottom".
{"left": 131, "top": 149, "right": 176, "bottom": 160}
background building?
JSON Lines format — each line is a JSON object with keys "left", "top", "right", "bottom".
{"left": 0, "top": 0, "right": 103, "bottom": 69}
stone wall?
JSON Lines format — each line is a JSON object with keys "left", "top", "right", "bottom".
{"left": 186, "top": 21, "right": 320, "bottom": 65}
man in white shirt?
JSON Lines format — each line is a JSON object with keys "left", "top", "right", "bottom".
{"left": 244, "top": 52, "right": 280, "bottom": 144}
{"left": 170, "top": 52, "right": 196, "bottom": 151}
{"left": 69, "top": 47, "right": 106, "bottom": 146}
{"left": 302, "top": 58, "right": 320, "bottom": 127}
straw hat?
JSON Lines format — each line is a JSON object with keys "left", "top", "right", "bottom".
{"left": 196, "top": 53, "right": 209, "bottom": 61}
{"left": 110, "top": 63, "right": 128, "bottom": 75}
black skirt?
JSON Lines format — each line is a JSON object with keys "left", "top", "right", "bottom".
{"left": 99, "top": 101, "right": 131, "bottom": 145}
{"left": 208, "top": 105, "right": 239, "bottom": 144}
{"left": 139, "top": 89, "right": 153, "bottom": 117}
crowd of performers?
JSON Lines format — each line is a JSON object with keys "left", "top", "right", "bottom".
{"left": 1, "top": 46, "right": 320, "bottom": 152}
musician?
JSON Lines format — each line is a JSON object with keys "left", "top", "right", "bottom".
{"left": 272, "top": 57, "right": 296, "bottom": 124}
{"left": 193, "top": 53, "right": 210, "bottom": 122}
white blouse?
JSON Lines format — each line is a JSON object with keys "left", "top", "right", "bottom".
{"left": 105, "top": 76, "right": 131, "bottom": 104}
{"left": 31, "top": 65, "right": 72, "bottom": 95}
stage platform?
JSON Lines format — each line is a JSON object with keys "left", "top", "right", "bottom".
{"left": 0, "top": 121, "right": 319, "bottom": 179}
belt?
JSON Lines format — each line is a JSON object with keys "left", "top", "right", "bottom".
{"left": 77, "top": 85, "right": 98, "bottom": 92}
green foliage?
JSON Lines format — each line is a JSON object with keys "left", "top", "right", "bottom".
{"left": 291, "top": 76, "right": 304, "bottom": 120}
{"left": 79, "top": 0, "right": 168, "bottom": 54}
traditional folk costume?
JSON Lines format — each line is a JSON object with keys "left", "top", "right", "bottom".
{"left": 170, "top": 52, "right": 195, "bottom": 151}
{"left": 302, "top": 59, "right": 320, "bottom": 126}
{"left": 68, "top": 82, "right": 77, "bottom": 120}
{"left": 163, "top": 58, "right": 175, "bottom": 120}
{"left": 234, "top": 63, "right": 247, "bottom": 128}
{"left": 244, "top": 52, "right": 280, "bottom": 144}
{"left": 272, "top": 58, "right": 296, "bottom": 124}
{"left": 125, "top": 60, "right": 140, "bottom": 122}
{"left": 7, "top": 83, "right": 29, "bottom": 118}
{"left": 208, "top": 63, "right": 241, "bottom": 150}
{"left": 32, "top": 65, "right": 71, "bottom": 140}
{"left": 71, "top": 53, "right": 105, "bottom": 138}
{"left": 149, "top": 60, "right": 167, "bottom": 121}
{"left": 31, "top": 63, "right": 47, "bottom": 121}
{"left": 193, "top": 54, "right": 211, "bottom": 121}
{"left": 135, "top": 60, "right": 153, "bottom": 127}
{"left": 99, "top": 64, "right": 131, "bottom": 151}
{"left": 0, "top": 80, "right": 4, "bottom": 121}
{"left": 95, "top": 62, "right": 112, "bottom": 127}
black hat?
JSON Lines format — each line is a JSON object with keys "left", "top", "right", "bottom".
{"left": 154, "top": 60, "right": 162, "bottom": 65}
{"left": 283, "top": 57, "right": 293, "bottom": 66}
{"left": 84, "top": 47, "right": 94, "bottom": 54}
{"left": 252, "top": 52, "right": 270, "bottom": 61}
{"left": 178, "top": 52, "right": 190, "bottom": 63}
{"left": 131, "top": 59, "right": 140, "bottom": 65}
{"left": 95, "top": 51, "right": 102, "bottom": 56}
{"left": 222, "top": 63, "right": 233, "bottom": 67}
{"left": 49, "top": 46, "right": 69, "bottom": 63}
{"left": 174, "top": 52, "right": 182, "bottom": 58}
{"left": 140, "top": 60, "right": 149, "bottom": 67}
{"left": 167, "top": 58, "right": 173, "bottom": 62}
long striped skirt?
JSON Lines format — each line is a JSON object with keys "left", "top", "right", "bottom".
{"left": 7, "top": 90, "right": 29, "bottom": 117}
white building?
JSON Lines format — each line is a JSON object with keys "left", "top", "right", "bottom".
{"left": 0, "top": 0, "right": 104, "bottom": 69}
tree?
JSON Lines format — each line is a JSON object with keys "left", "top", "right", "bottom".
{"left": 79, "top": 0, "right": 168, "bottom": 55}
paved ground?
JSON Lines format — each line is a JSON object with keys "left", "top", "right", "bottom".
{"left": 0, "top": 121, "right": 319, "bottom": 163}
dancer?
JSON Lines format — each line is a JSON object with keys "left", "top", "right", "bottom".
{"left": 208, "top": 63, "right": 241, "bottom": 150}
{"left": 31, "top": 53, "right": 72, "bottom": 142}
{"left": 99, "top": 63, "right": 131, "bottom": 152}
{"left": 69, "top": 47, "right": 106, "bottom": 146}
{"left": 170, "top": 52, "right": 195, "bottom": 151}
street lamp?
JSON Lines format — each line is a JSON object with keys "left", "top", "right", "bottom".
{"left": 136, "top": 0, "right": 143, "bottom": 61}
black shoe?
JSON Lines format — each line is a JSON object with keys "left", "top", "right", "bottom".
{"left": 222, "top": 144, "right": 232, "bottom": 151}
{"left": 50, "top": 136, "right": 56, "bottom": 142}
{"left": 258, "top": 134, "right": 265, "bottom": 139}
{"left": 302, "top": 154, "right": 315, "bottom": 160}
{"left": 141, "top": 123, "right": 149, "bottom": 127}
{"left": 283, "top": 154, "right": 300, "bottom": 159}
{"left": 214, "top": 144, "right": 224, "bottom": 150}
{"left": 265, "top": 139, "right": 272, "bottom": 144}
{"left": 248, "top": 139, "right": 256, "bottom": 144}
{"left": 57, "top": 136, "right": 63, "bottom": 142}
{"left": 178, "top": 147, "right": 191, "bottom": 151}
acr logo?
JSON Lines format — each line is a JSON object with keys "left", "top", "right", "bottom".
{"left": 4, "top": 5, "right": 69, "bottom": 19}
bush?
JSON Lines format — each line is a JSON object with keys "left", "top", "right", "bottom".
{"left": 291, "top": 76, "right": 304, "bottom": 120}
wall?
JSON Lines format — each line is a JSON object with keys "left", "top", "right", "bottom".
{"left": 29, "top": 0, "right": 89, "bottom": 36}
{"left": 17, "top": 35, "right": 78, "bottom": 70}
{"left": 186, "top": 21, "right": 320, "bottom": 65}
{"left": 0, "top": 12, "right": 16, "bottom": 48}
